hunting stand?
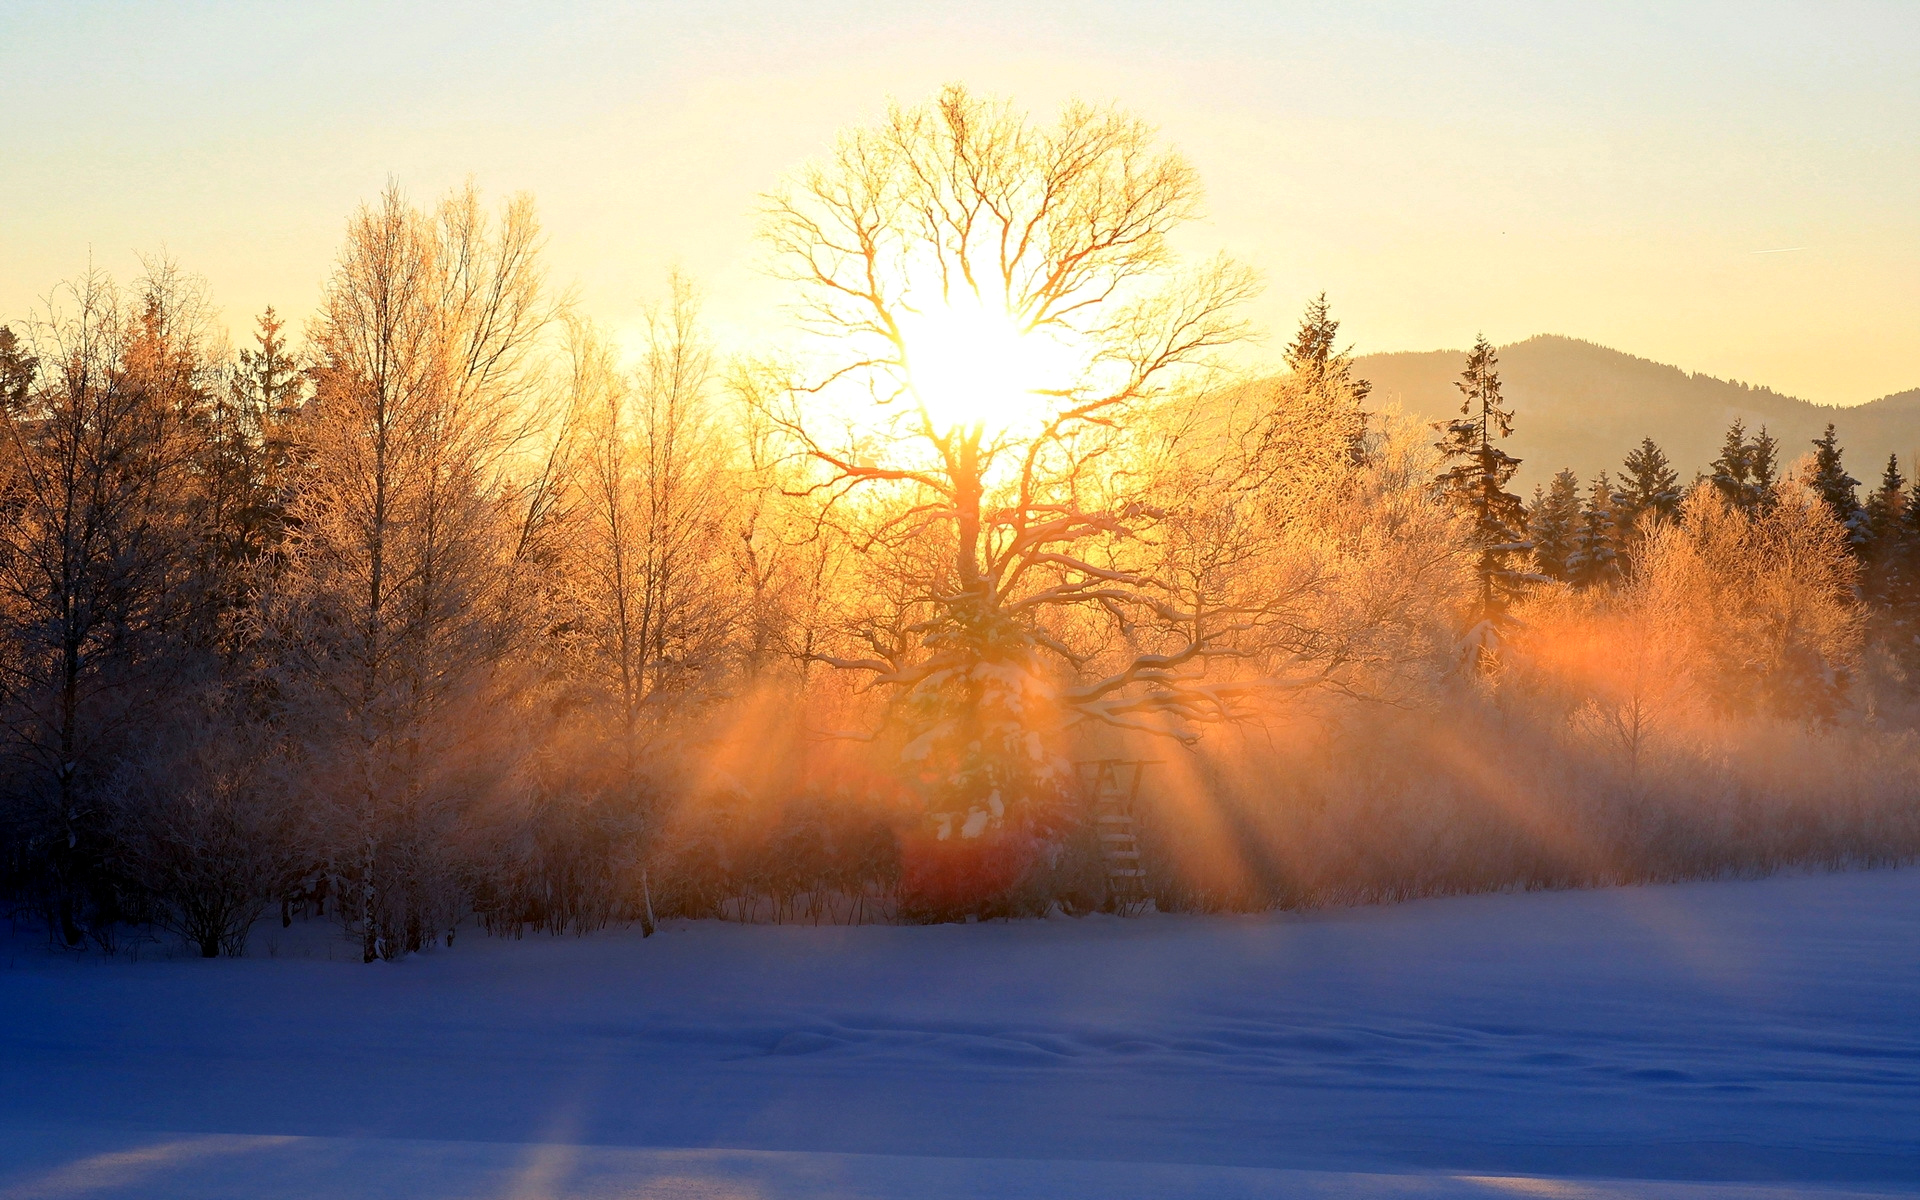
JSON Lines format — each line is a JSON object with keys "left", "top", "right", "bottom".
{"left": 1074, "top": 759, "right": 1158, "bottom": 915}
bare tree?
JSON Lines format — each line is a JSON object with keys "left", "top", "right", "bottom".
{"left": 758, "top": 85, "right": 1288, "bottom": 836}
{"left": 108, "top": 692, "right": 302, "bottom": 957}
{"left": 569, "top": 278, "right": 733, "bottom": 769}
{"left": 265, "top": 182, "right": 557, "bottom": 961}
{"left": 0, "top": 265, "right": 210, "bottom": 944}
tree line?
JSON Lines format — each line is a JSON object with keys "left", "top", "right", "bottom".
{"left": 3, "top": 87, "right": 1916, "bottom": 957}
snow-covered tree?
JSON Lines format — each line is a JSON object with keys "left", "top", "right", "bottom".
{"left": 1804, "top": 423, "right": 1864, "bottom": 548}
{"left": 1567, "top": 472, "right": 1620, "bottom": 590}
{"left": 1527, "top": 469, "right": 1581, "bottom": 582}
{"left": 1434, "top": 335, "right": 1529, "bottom": 659}
{"left": 1708, "top": 419, "right": 1779, "bottom": 513}
{"left": 1612, "top": 436, "right": 1681, "bottom": 578}
{"left": 264, "top": 183, "right": 559, "bottom": 961}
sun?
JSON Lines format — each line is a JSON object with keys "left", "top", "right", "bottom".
{"left": 897, "top": 299, "right": 1080, "bottom": 436}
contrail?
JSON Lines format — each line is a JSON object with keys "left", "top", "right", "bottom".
{"left": 1750, "top": 247, "right": 1807, "bottom": 254}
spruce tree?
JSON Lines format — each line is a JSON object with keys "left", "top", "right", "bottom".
{"left": 1748, "top": 425, "right": 1780, "bottom": 507}
{"left": 1567, "top": 472, "right": 1620, "bottom": 590}
{"left": 1863, "top": 453, "right": 1904, "bottom": 547}
{"left": 1527, "top": 469, "right": 1581, "bottom": 582}
{"left": 1616, "top": 437, "right": 1681, "bottom": 524}
{"left": 220, "top": 307, "right": 305, "bottom": 561}
{"left": 1708, "top": 419, "right": 1779, "bottom": 512}
{"left": 1435, "top": 335, "right": 1529, "bottom": 643}
{"left": 1612, "top": 436, "right": 1681, "bottom": 578}
{"left": 1891, "top": 471, "right": 1920, "bottom": 652}
{"left": 1860, "top": 454, "right": 1905, "bottom": 607}
{"left": 0, "top": 325, "right": 36, "bottom": 413}
{"left": 1708, "top": 419, "right": 1753, "bottom": 507}
{"left": 1280, "top": 292, "right": 1370, "bottom": 465}
{"left": 1807, "top": 423, "right": 1864, "bottom": 545}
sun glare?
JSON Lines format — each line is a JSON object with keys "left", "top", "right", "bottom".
{"left": 898, "top": 300, "right": 1079, "bottom": 435}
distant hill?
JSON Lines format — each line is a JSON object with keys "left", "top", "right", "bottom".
{"left": 1354, "top": 335, "right": 1920, "bottom": 490}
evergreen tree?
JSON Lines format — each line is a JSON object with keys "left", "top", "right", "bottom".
{"left": 1567, "top": 472, "right": 1620, "bottom": 590}
{"left": 1863, "top": 453, "right": 1904, "bottom": 548}
{"left": 1614, "top": 437, "right": 1682, "bottom": 527}
{"left": 1806, "top": 423, "right": 1864, "bottom": 545}
{"left": 1279, "top": 292, "right": 1370, "bottom": 466}
{"left": 1748, "top": 425, "right": 1780, "bottom": 506}
{"left": 1435, "top": 335, "right": 1529, "bottom": 644}
{"left": 1890, "top": 470, "right": 1920, "bottom": 652}
{"left": 1707, "top": 418, "right": 1752, "bottom": 507}
{"left": 0, "top": 325, "right": 36, "bottom": 413}
{"left": 1527, "top": 469, "right": 1581, "bottom": 581}
{"left": 1708, "top": 419, "right": 1779, "bottom": 513}
{"left": 1612, "top": 436, "right": 1681, "bottom": 577}
{"left": 212, "top": 308, "right": 305, "bottom": 567}
{"left": 1860, "top": 454, "right": 1905, "bottom": 607}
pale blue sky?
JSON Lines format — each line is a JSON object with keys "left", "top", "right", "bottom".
{"left": 2, "top": 0, "right": 1914, "bottom": 401}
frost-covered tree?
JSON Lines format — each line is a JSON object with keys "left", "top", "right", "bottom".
{"left": 1271, "top": 292, "right": 1369, "bottom": 469}
{"left": 542, "top": 284, "right": 737, "bottom": 933}
{"left": 569, "top": 282, "right": 733, "bottom": 757}
{"left": 1656, "top": 486, "right": 1859, "bottom": 721}
{"left": 0, "top": 266, "right": 211, "bottom": 944}
{"left": 1612, "top": 436, "right": 1681, "bottom": 578}
{"left": 1857, "top": 454, "right": 1906, "bottom": 614}
{"left": 264, "top": 183, "right": 558, "bottom": 961}
{"left": 1804, "top": 423, "right": 1864, "bottom": 547}
{"left": 208, "top": 307, "right": 305, "bottom": 572}
{"left": 1434, "top": 335, "right": 1528, "bottom": 657}
{"left": 757, "top": 85, "right": 1270, "bottom": 856}
{"left": 1567, "top": 473, "right": 1620, "bottom": 590}
{"left": 1708, "top": 419, "right": 1779, "bottom": 514}
{"left": 1527, "top": 469, "right": 1581, "bottom": 582}
{"left": 1616, "top": 437, "right": 1682, "bottom": 526}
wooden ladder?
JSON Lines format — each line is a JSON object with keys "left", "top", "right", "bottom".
{"left": 1079, "top": 759, "right": 1154, "bottom": 914}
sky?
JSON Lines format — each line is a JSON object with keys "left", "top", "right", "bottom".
{"left": 1, "top": 0, "right": 1915, "bottom": 404}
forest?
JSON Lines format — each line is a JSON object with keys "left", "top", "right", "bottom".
{"left": 3, "top": 86, "right": 1917, "bottom": 961}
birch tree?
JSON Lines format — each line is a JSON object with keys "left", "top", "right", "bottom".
{"left": 570, "top": 279, "right": 733, "bottom": 768}
{"left": 267, "top": 183, "right": 556, "bottom": 961}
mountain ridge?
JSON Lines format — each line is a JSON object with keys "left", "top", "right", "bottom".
{"left": 1352, "top": 335, "right": 1920, "bottom": 488}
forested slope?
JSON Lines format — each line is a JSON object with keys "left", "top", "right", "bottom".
{"left": 1356, "top": 335, "right": 1920, "bottom": 486}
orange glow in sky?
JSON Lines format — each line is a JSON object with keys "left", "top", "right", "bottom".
{"left": 1, "top": 1, "right": 1914, "bottom": 403}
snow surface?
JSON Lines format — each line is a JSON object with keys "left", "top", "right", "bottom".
{"left": 3, "top": 868, "right": 1920, "bottom": 1198}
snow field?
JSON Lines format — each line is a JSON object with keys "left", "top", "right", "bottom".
{"left": 3, "top": 867, "right": 1919, "bottom": 1198}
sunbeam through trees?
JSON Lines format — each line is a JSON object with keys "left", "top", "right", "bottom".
{"left": 2, "top": 88, "right": 1919, "bottom": 955}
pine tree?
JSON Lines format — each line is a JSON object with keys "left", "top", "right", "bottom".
{"left": 1615, "top": 437, "right": 1681, "bottom": 526}
{"left": 1567, "top": 472, "right": 1620, "bottom": 590}
{"left": 1708, "top": 419, "right": 1752, "bottom": 507}
{"left": 1806, "top": 423, "right": 1864, "bottom": 546}
{"left": 1748, "top": 426, "right": 1780, "bottom": 507}
{"left": 1282, "top": 292, "right": 1370, "bottom": 465}
{"left": 1890, "top": 471, "right": 1920, "bottom": 656}
{"left": 192, "top": 309, "right": 303, "bottom": 626}
{"left": 1860, "top": 453, "right": 1905, "bottom": 607}
{"left": 0, "top": 325, "right": 36, "bottom": 412}
{"left": 1707, "top": 419, "right": 1779, "bottom": 512}
{"left": 1527, "top": 469, "right": 1581, "bottom": 581}
{"left": 1435, "top": 335, "right": 1529, "bottom": 645}
{"left": 1612, "top": 436, "right": 1681, "bottom": 578}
